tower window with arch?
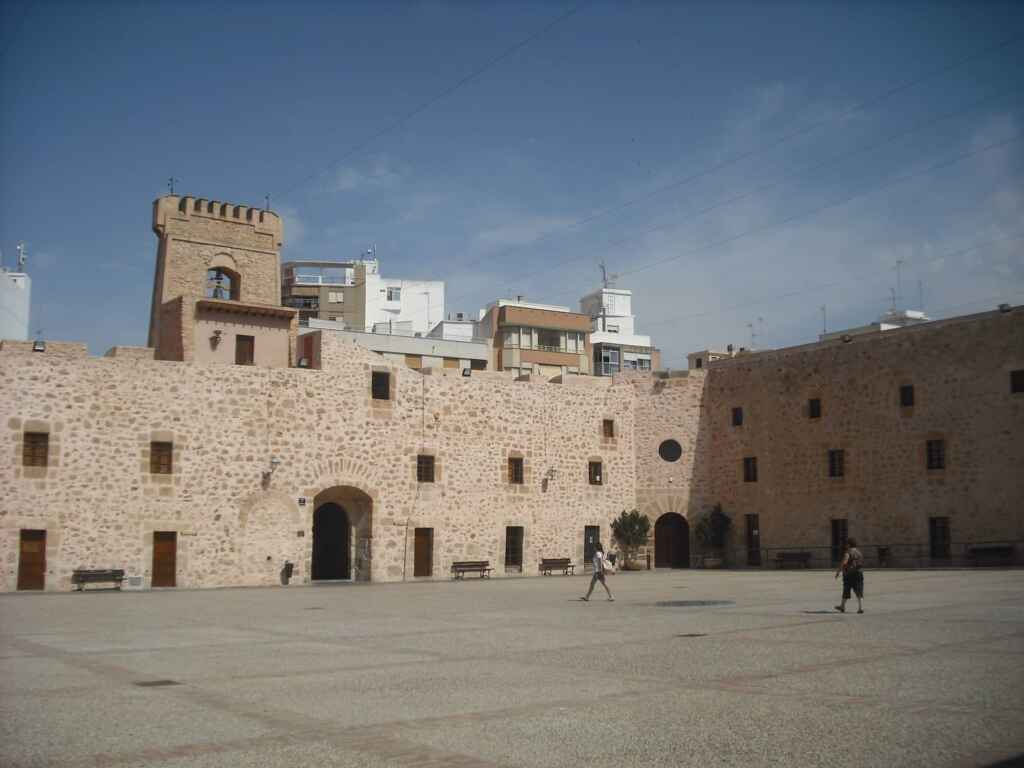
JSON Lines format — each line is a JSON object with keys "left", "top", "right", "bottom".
{"left": 206, "top": 267, "right": 240, "bottom": 301}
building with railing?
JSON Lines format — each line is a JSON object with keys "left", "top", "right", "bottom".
{"left": 477, "top": 298, "right": 591, "bottom": 378}
{"left": 580, "top": 287, "right": 659, "bottom": 376}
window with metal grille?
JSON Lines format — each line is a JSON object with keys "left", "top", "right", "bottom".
{"left": 23, "top": 432, "right": 48, "bottom": 467}
{"left": 828, "top": 449, "right": 845, "bottom": 478}
{"left": 1011, "top": 369, "right": 1024, "bottom": 394}
{"left": 602, "top": 419, "right": 614, "bottom": 438}
{"left": 508, "top": 457, "right": 524, "bottom": 485}
{"left": 235, "top": 335, "right": 255, "bottom": 366}
{"left": 150, "top": 442, "right": 173, "bottom": 475}
{"left": 588, "top": 461, "right": 603, "bottom": 485}
{"left": 900, "top": 384, "right": 915, "bottom": 407}
{"left": 732, "top": 407, "right": 743, "bottom": 426}
{"left": 371, "top": 371, "right": 390, "bottom": 400}
{"left": 809, "top": 398, "right": 822, "bottom": 419}
{"left": 743, "top": 456, "right": 758, "bottom": 483}
{"left": 926, "top": 439, "right": 945, "bottom": 470}
{"left": 417, "top": 454, "right": 435, "bottom": 483}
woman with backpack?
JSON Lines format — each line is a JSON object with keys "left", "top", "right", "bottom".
{"left": 835, "top": 538, "right": 865, "bottom": 614}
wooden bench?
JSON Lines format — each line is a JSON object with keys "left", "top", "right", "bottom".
{"left": 774, "top": 552, "right": 812, "bottom": 569}
{"left": 72, "top": 569, "right": 126, "bottom": 591}
{"left": 966, "top": 544, "right": 1015, "bottom": 567}
{"left": 539, "top": 558, "right": 575, "bottom": 576}
{"left": 451, "top": 561, "right": 492, "bottom": 579}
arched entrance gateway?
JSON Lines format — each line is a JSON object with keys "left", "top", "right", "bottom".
{"left": 654, "top": 512, "right": 690, "bottom": 568}
{"left": 311, "top": 486, "right": 373, "bottom": 582}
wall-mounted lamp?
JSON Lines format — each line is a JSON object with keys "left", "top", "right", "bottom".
{"left": 261, "top": 456, "right": 282, "bottom": 486}
{"left": 545, "top": 468, "right": 557, "bottom": 481}
{"left": 210, "top": 329, "right": 223, "bottom": 348}
{"left": 32, "top": 339, "right": 46, "bottom": 353}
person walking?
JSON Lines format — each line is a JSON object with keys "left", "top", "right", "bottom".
{"left": 581, "top": 542, "right": 614, "bottom": 602}
{"left": 834, "top": 537, "right": 865, "bottom": 614}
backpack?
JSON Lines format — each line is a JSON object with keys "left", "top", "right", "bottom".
{"left": 845, "top": 548, "right": 864, "bottom": 574}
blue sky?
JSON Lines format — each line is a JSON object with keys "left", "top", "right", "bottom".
{"left": 1, "top": 0, "right": 1022, "bottom": 365}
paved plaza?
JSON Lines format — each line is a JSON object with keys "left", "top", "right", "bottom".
{"left": 1, "top": 569, "right": 1022, "bottom": 768}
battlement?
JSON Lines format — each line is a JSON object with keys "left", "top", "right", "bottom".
{"left": 152, "top": 195, "right": 283, "bottom": 245}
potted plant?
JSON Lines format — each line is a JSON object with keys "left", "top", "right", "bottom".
{"left": 694, "top": 504, "right": 732, "bottom": 568}
{"left": 611, "top": 509, "right": 651, "bottom": 570}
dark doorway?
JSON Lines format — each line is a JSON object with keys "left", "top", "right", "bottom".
{"left": 414, "top": 528, "right": 433, "bottom": 577}
{"left": 583, "top": 525, "right": 600, "bottom": 569}
{"left": 152, "top": 531, "right": 177, "bottom": 587}
{"left": 929, "top": 516, "right": 951, "bottom": 561}
{"left": 831, "top": 519, "right": 849, "bottom": 565}
{"left": 745, "top": 514, "right": 761, "bottom": 566}
{"left": 312, "top": 503, "right": 351, "bottom": 580}
{"left": 17, "top": 530, "right": 46, "bottom": 590}
{"left": 505, "top": 526, "right": 524, "bottom": 572}
{"left": 654, "top": 513, "right": 690, "bottom": 568}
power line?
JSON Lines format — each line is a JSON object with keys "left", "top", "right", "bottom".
{"left": 275, "top": 1, "right": 589, "bottom": 200}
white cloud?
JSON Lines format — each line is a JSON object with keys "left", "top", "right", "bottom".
{"left": 335, "top": 156, "right": 401, "bottom": 192}
{"left": 276, "top": 205, "right": 307, "bottom": 246}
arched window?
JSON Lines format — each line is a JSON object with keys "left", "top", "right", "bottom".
{"left": 206, "top": 268, "right": 240, "bottom": 301}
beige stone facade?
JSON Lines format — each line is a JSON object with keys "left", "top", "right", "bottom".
{"left": 0, "top": 195, "right": 1021, "bottom": 591}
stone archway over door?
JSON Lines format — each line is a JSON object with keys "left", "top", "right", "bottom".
{"left": 655, "top": 513, "right": 690, "bottom": 568}
{"left": 312, "top": 503, "right": 350, "bottom": 580}
{"left": 311, "top": 486, "right": 373, "bottom": 581}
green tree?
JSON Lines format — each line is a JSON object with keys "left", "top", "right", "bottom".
{"left": 694, "top": 504, "right": 732, "bottom": 550}
{"left": 611, "top": 509, "right": 651, "bottom": 569}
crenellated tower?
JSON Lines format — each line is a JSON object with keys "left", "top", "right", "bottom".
{"left": 148, "top": 195, "right": 297, "bottom": 367}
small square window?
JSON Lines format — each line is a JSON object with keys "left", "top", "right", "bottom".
{"left": 926, "top": 439, "right": 945, "bottom": 470}
{"left": 695, "top": 358, "right": 703, "bottom": 369}
{"left": 508, "top": 457, "right": 524, "bottom": 485}
{"left": 602, "top": 419, "right": 615, "bottom": 438}
{"left": 827, "top": 449, "right": 844, "bottom": 478}
{"left": 235, "top": 335, "right": 255, "bottom": 366}
{"left": 150, "top": 441, "right": 173, "bottom": 474}
{"left": 809, "top": 398, "right": 822, "bottom": 419}
{"left": 743, "top": 456, "right": 758, "bottom": 483}
{"left": 23, "top": 432, "right": 49, "bottom": 467}
{"left": 371, "top": 371, "right": 390, "bottom": 400}
{"left": 588, "top": 461, "right": 603, "bottom": 486}
{"left": 1011, "top": 369, "right": 1024, "bottom": 394}
{"left": 417, "top": 454, "right": 435, "bottom": 483}
{"left": 900, "top": 384, "right": 915, "bottom": 408}
{"left": 732, "top": 407, "right": 743, "bottom": 427}
{"left": 387, "top": 287, "right": 402, "bottom": 302}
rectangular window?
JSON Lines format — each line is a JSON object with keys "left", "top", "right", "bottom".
{"left": 1011, "top": 369, "right": 1024, "bottom": 394}
{"left": 695, "top": 358, "right": 703, "bottom": 369}
{"left": 417, "top": 454, "right": 435, "bottom": 483}
{"left": 732, "top": 407, "right": 743, "bottom": 426}
{"left": 900, "top": 384, "right": 915, "bottom": 407}
{"left": 508, "top": 457, "right": 524, "bottom": 485}
{"left": 235, "top": 335, "right": 255, "bottom": 366}
{"left": 504, "top": 327, "right": 520, "bottom": 348}
{"left": 809, "top": 398, "right": 822, "bottom": 419}
{"left": 827, "top": 449, "right": 845, "bottom": 478}
{"left": 327, "top": 291, "right": 344, "bottom": 303}
{"left": 150, "top": 441, "right": 173, "bottom": 475}
{"left": 505, "top": 526, "right": 524, "bottom": 571}
{"left": 929, "top": 516, "right": 951, "bottom": 560}
{"left": 926, "top": 439, "right": 945, "bottom": 470}
{"left": 23, "top": 432, "right": 49, "bottom": 467}
{"left": 603, "top": 419, "right": 615, "bottom": 438}
{"left": 588, "top": 461, "right": 603, "bottom": 486}
{"left": 371, "top": 371, "right": 390, "bottom": 400}
{"left": 830, "top": 519, "right": 848, "bottom": 565}
{"left": 743, "top": 456, "right": 758, "bottom": 483}
{"left": 606, "top": 324, "right": 619, "bottom": 333}
{"left": 537, "top": 328, "right": 562, "bottom": 351}
{"left": 386, "top": 287, "right": 401, "bottom": 302}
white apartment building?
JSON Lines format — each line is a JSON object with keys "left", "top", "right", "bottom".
{"left": 281, "top": 257, "right": 444, "bottom": 337}
{"left": 0, "top": 266, "right": 31, "bottom": 342}
{"left": 579, "top": 287, "right": 659, "bottom": 375}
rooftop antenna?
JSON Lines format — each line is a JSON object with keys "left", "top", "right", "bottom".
{"left": 917, "top": 279, "right": 924, "bottom": 312}
{"left": 821, "top": 304, "right": 827, "bottom": 335}
{"left": 889, "top": 287, "right": 897, "bottom": 313}
{"left": 167, "top": 177, "right": 180, "bottom": 195}
{"left": 895, "top": 259, "right": 904, "bottom": 308}
{"left": 264, "top": 194, "right": 270, "bottom": 211}
{"left": 746, "top": 321, "right": 756, "bottom": 348}
{"left": 16, "top": 242, "right": 27, "bottom": 271}
{"left": 598, "top": 259, "right": 618, "bottom": 289}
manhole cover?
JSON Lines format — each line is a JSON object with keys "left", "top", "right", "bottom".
{"left": 656, "top": 600, "right": 734, "bottom": 608}
{"left": 676, "top": 633, "right": 708, "bottom": 638}
{"left": 135, "top": 680, "right": 181, "bottom": 687}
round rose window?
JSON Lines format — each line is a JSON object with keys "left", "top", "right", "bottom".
{"left": 659, "top": 439, "right": 682, "bottom": 462}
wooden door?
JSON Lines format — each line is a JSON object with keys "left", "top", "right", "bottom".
{"left": 413, "top": 528, "right": 433, "bottom": 577}
{"left": 745, "top": 514, "right": 761, "bottom": 566}
{"left": 152, "top": 531, "right": 177, "bottom": 587}
{"left": 17, "top": 530, "right": 46, "bottom": 591}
